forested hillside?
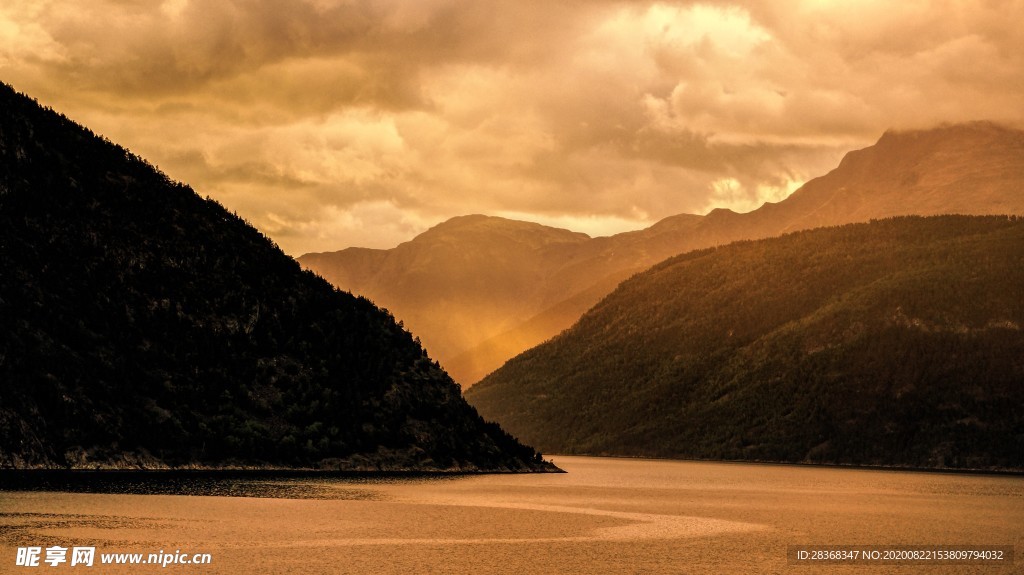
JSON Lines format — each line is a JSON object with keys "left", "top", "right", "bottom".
{"left": 0, "top": 82, "right": 553, "bottom": 472}
{"left": 467, "top": 216, "right": 1024, "bottom": 470}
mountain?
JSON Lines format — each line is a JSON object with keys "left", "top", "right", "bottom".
{"left": 300, "top": 123, "right": 1024, "bottom": 385}
{"left": 300, "top": 215, "right": 591, "bottom": 369}
{"left": 0, "top": 82, "right": 555, "bottom": 472}
{"left": 465, "top": 216, "right": 1024, "bottom": 470}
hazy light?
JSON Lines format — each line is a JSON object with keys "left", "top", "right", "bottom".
{"left": 493, "top": 210, "right": 653, "bottom": 238}
{"left": 701, "top": 177, "right": 805, "bottom": 214}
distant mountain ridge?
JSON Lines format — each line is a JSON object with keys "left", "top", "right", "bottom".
{"left": 0, "top": 82, "right": 553, "bottom": 472}
{"left": 466, "top": 216, "right": 1024, "bottom": 470}
{"left": 300, "top": 122, "right": 1024, "bottom": 385}
{"left": 301, "top": 215, "right": 593, "bottom": 384}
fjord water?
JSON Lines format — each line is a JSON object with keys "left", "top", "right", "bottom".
{"left": 2, "top": 457, "right": 1020, "bottom": 574}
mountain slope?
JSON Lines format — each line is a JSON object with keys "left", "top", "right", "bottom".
{"left": 466, "top": 216, "right": 1024, "bottom": 470}
{"left": 300, "top": 215, "right": 592, "bottom": 372}
{"left": 0, "top": 83, "right": 552, "bottom": 471}
{"left": 300, "top": 123, "right": 1024, "bottom": 385}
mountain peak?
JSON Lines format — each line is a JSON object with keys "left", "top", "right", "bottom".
{"left": 782, "top": 121, "right": 1024, "bottom": 226}
{"left": 428, "top": 213, "right": 586, "bottom": 234}
{"left": 878, "top": 120, "right": 1018, "bottom": 143}
{"left": 413, "top": 214, "right": 590, "bottom": 248}
{"left": 705, "top": 207, "right": 739, "bottom": 218}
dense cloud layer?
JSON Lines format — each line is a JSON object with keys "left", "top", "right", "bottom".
{"left": 3, "top": 0, "right": 1022, "bottom": 254}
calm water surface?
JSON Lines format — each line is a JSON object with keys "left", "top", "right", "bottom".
{"left": 1, "top": 456, "right": 1021, "bottom": 574}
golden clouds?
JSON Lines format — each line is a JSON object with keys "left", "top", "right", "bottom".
{"left": 3, "top": 0, "right": 1022, "bottom": 254}
{"left": 0, "top": 2, "right": 67, "bottom": 67}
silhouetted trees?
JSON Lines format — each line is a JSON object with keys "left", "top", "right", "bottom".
{"left": 0, "top": 82, "right": 549, "bottom": 471}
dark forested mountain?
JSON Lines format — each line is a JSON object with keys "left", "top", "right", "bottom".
{"left": 466, "top": 216, "right": 1024, "bottom": 470}
{"left": 301, "top": 123, "right": 1024, "bottom": 386}
{"left": 0, "top": 83, "right": 553, "bottom": 471}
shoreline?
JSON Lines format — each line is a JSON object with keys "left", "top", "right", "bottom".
{"left": 0, "top": 465, "right": 564, "bottom": 479}
{"left": 0, "top": 466, "right": 563, "bottom": 497}
{"left": 545, "top": 453, "right": 1024, "bottom": 477}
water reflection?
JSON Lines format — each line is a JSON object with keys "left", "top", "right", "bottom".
{"left": 1, "top": 457, "right": 1021, "bottom": 574}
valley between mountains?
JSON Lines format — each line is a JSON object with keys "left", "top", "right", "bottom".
{"left": 301, "top": 122, "right": 1024, "bottom": 388}
{"left": 303, "top": 122, "right": 1024, "bottom": 471}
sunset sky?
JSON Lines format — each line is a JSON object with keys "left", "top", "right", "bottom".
{"left": 3, "top": 0, "right": 1022, "bottom": 255}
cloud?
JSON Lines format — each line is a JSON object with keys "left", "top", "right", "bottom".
{"left": 0, "top": 2, "right": 68, "bottom": 67}
{"left": 2, "top": 0, "right": 1022, "bottom": 254}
